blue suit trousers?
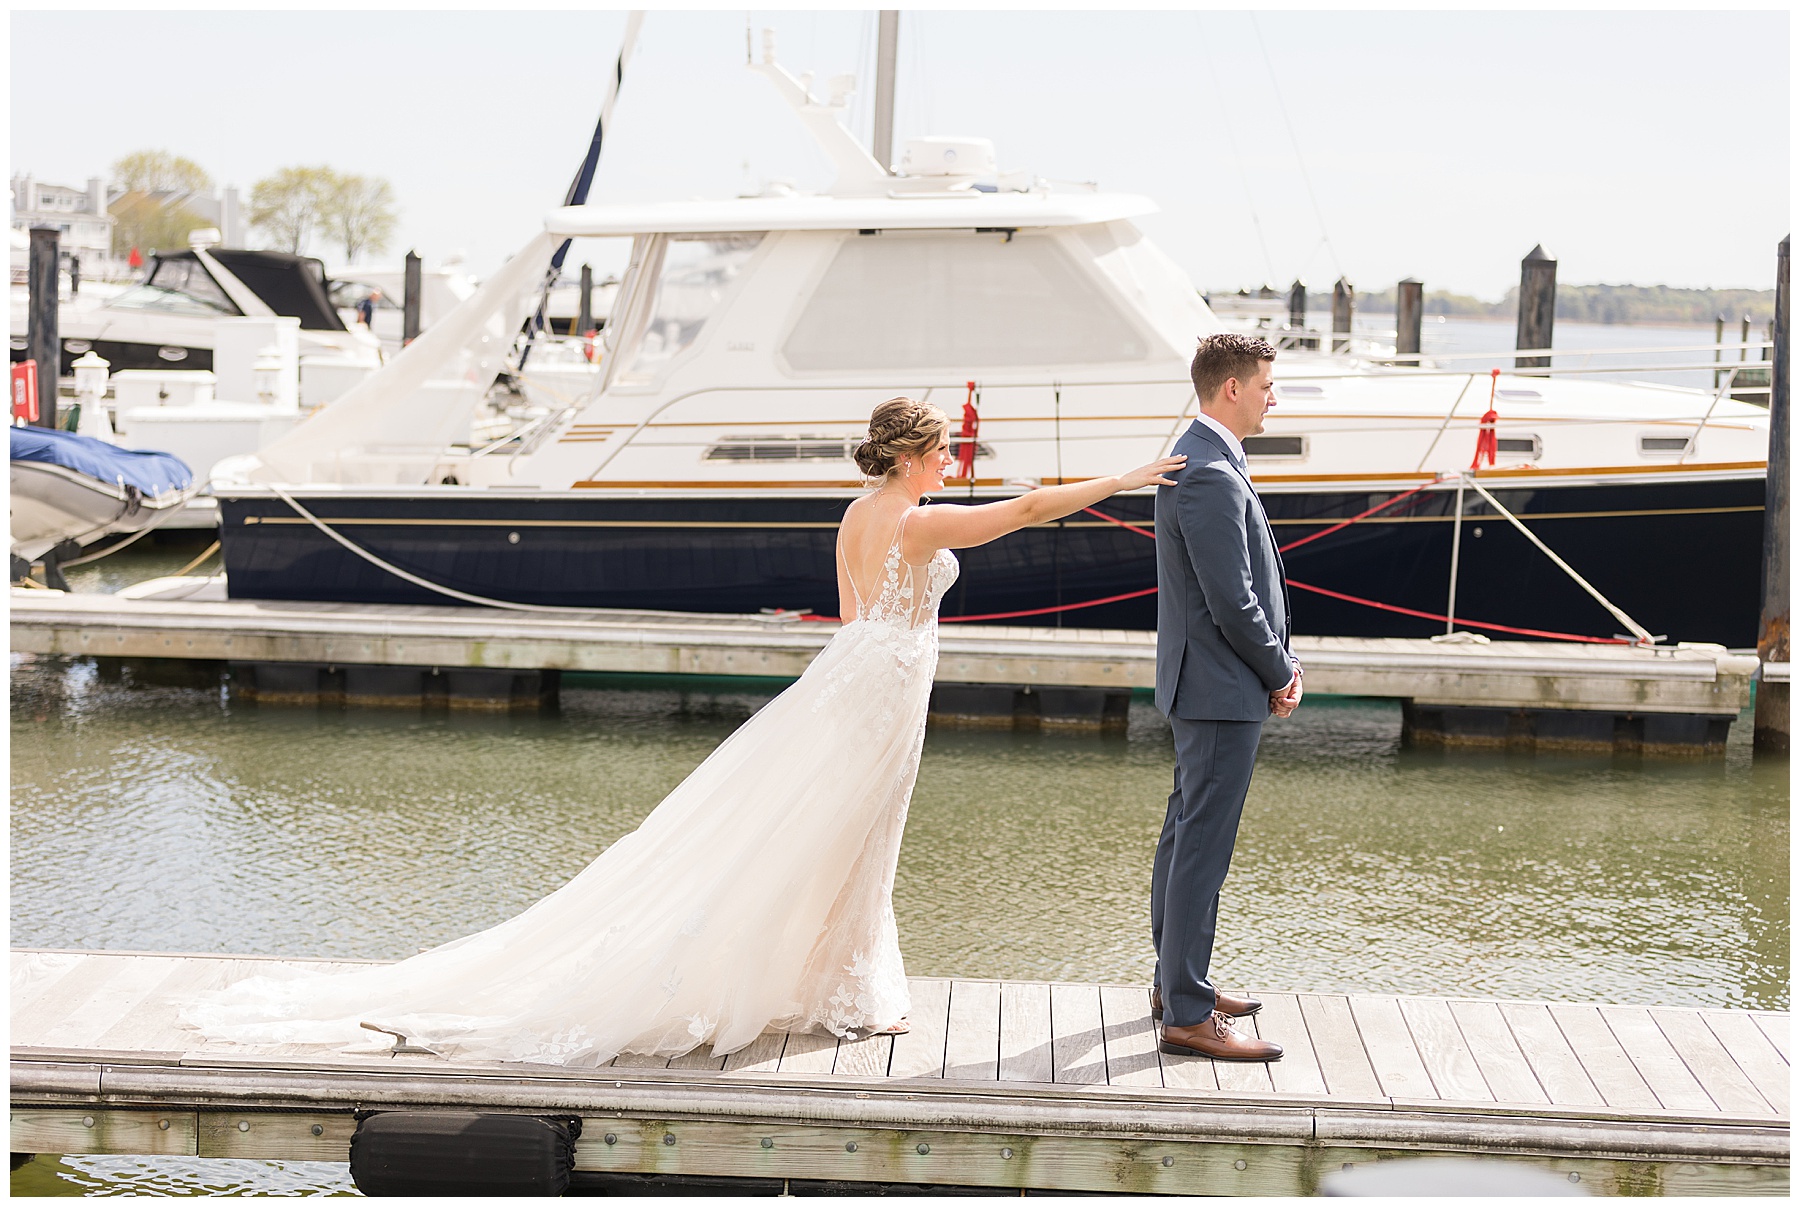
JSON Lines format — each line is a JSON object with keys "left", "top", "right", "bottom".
{"left": 1150, "top": 715, "right": 1264, "bottom": 1028}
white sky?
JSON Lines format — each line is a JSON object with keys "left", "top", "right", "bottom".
{"left": 10, "top": 7, "right": 1791, "bottom": 298}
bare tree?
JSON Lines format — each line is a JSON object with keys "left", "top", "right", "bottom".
{"left": 249, "top": 166, "right": 335, "bottom": 254}
{"left": 323, "top": 173, "right": 399, "bottom": 264}
{"left": 112, "top": 149, "right": 211, "bottom": 195}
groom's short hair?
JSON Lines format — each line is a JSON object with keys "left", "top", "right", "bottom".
{"left": 1191, "top": 333, "right": 1276, "bottom": 403}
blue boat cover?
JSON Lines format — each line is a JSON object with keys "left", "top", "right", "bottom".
{"left": 10, "top": 425, "right": 194, "bottom": 497}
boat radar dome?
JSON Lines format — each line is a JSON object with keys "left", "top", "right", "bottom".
{"left": 899, "top": 137, "right": 996, "bottom": 180}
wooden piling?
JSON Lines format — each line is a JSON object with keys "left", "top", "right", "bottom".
{"left": 1395, "top": 278, "right": 1423, "bottom": 365}
{"left": 1515, "top": 244, "right": 1557, "bottom": 373}
{"left": 1331, "top": 277, "right": 1353, "bottom": 353}
{"left": 873, "top": 12, "right": 900, "bottom": 172}
{"left": 1716, "top": 314, "right": 1726, "bottom": 388}
{"left": 1755, "top": 235, "right": 1789, "bottom": 754}
{"left": 578, "top": 263, "right": 594, "bottom": 336}
{"left": 402, "top": 250, "right": 422, "bottom": 345}
{"left": 26, "top": 226, "right": 59, "bottom": 428}
{"left": 1287, "top": 278, "right": 1315, "bottom": 349}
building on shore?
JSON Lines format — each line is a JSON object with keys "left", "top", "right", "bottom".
{"left": 9, "top": 173, "right": 246, "bottom": 283}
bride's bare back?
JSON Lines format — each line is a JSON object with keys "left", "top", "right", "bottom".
{"left": 836, "top": 493, "right": 930, "bottom": 622}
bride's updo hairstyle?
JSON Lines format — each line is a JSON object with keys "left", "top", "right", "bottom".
{"left": 854, "top": 397, "right": 950, "bottom": 478}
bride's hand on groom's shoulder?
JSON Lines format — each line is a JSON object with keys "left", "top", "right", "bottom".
{"left": 1116, "top": 455, "right": 1186, "bottom": 492}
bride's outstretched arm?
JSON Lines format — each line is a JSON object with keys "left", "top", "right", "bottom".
{"left": 906, "top": 455, "right": 1186, "bottom": 553}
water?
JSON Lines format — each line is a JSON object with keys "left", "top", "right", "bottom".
{"left": 1412, "top": 316, "right": 1751, "bottom": 391}
{"left": 12, "top": 652, "right": 1786, "bottom": 1195}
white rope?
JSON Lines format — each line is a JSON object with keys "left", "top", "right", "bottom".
{"left": 265, "top": 483, "right": 609, "bottom": 615}
{"left": 1461, "top": 474, "right": 1657, "bottom": 645}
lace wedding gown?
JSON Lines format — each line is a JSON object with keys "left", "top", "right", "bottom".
{"left": 181, "top": 507, "right": 958, "bottom": 1067}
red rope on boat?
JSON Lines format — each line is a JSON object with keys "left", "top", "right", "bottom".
{"left": 1078, "top": 505, "right": 1156, "bottom": 539}
{"left": 1275, "top": 481, "right": 1437, "bottom": 554}
{"left": 1284, "top": 578, "right": 1630, "bottom": 644}
{"left": 804, "top": 480, "right": 1626, "bottom": 640}
{"left": 939, "top": 585, "right": 1160, "bottom": 623}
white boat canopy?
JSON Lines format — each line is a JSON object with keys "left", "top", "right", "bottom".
{"left": 543, "top": 192, "right": 1159, "bottom": 238}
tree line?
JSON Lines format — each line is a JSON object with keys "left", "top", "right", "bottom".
{"left": 108, "top": 149, "right": 398, "bottom": 264}
{"left": 1342, "top": 282, "right": 1776, "bottom": 327}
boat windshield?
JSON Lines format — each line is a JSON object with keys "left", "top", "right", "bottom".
{"left": 108, "top": 258, "right": 242, "bottom": 317}
{"left": 618, "top": 234, "right": 762, "bottom": 382}
{"left": 783, "top": 231, "right": 1149, "bottom": 370}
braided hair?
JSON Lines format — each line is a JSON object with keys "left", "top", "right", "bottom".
{"left": 853, "top": 397, "right": 950, "bottom": 477}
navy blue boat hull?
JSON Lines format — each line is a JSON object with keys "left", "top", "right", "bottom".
{"left": 216, "top": 474, "right": 1765, "bottom": 648}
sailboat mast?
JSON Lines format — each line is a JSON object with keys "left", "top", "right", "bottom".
{"left": 872, "top": 11, "right": 898, "bottom": 173}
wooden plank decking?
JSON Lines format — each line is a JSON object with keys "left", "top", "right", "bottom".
{"left": 10, "top": 949, "right": 1789, "bottom": 1195}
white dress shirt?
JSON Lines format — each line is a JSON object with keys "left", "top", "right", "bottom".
{"left": 1194, "top": 409, "right": 1245, "bottom": 465}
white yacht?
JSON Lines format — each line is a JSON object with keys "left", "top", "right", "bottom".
{"left": 10, "top": 236, "right": 382, "bottom": 407}
{"left": 210, "top": 39, "right": 1770, "bottom": 648}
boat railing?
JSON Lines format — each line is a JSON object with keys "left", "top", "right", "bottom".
{"left": 554, "top": 365, "right": 1767, "bottom": 477}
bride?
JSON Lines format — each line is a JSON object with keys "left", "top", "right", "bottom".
{"left": 183, "top": 397, "right": 1184, "bottom": 1067}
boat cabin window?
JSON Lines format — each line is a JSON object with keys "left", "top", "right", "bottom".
{"left": 1639, "top": 433, "right": 1693, "bottom": 455}
{"left": 110, "top": 258, "right": 242, "bottom": 317}
{"left": 1243, "top": 435, "right": 1306, "bottom": 460}
{"left": 781, "top": 232, "right": 1150, "bottom": 371}
{"left": 702, "top": 435, "right": 995, "bottom": 464}
{"left": 705, "top": 435, "right": 857, "bottom": 463}
{"left": 1495, "top": 435, "right": 1541, "bottom": 459}
{"left": 619, "top": 235, "right": 763, "bottom": 382}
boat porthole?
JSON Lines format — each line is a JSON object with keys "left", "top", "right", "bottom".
{"left": 64, "top": 340, "right": 91, "bottom": 354}
{"left": 508, "top": 532, "right": 520, "bottom": 544}
{"left": 1473, "top": 526, "right": 1483, "bottom": 538}
{"left": 157, "top": 346, "right": 188, "bottom": 362}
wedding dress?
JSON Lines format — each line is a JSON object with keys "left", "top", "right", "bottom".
{"left": 181, "top": 506, "right": 958, "bottom": 1067}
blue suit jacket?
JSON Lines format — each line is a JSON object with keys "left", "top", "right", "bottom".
{"left": 1154, "top": 420, "right": 1294, "bottom": 721}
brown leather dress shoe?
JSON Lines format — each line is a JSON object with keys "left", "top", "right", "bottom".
{"left": 1160, "top": 1011, "right": 1283, "bottom": 1062}
{"left": 1150, "top": 986, "right": 1262, "bottom": 1021}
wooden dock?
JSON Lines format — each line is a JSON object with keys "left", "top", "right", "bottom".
{"left": 10, "top": 949, "right": 1788, "bottom": 1195}
{"left": 8, "top": 588, "right": 1762, "bottom": 750}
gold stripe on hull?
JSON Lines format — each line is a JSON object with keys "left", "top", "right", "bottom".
{"left": 237, "top": 504, "right": 1762, "bottom": 531}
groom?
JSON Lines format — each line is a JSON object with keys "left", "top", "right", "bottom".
{"left": 1149, "top": 332, "right": 1300, "bottom": 1062}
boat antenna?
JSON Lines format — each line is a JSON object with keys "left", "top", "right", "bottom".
{"left": 518, "top": 9, "right": 645, "bottom": 370}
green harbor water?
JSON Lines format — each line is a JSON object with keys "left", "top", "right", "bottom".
{"left": 10, "top": 639, "right": 1787, "bottom": 1195}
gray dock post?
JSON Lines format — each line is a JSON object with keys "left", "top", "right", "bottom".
{"left": 26, "top": 226, "right": 59, "bottom": 428}
{"left": 1514, "top": 244, "right": 1556, "bottom": 372}
{"left": 1332, "top": 277, "right": 1353, "bottom": 353}
{"left": 69, "top": 254, "right": 79, "bottom": 297}
{"left": 873, "top": 11, "right": 899, "bottom": 172}
{"left": 1755, "top": 235, "right": 1789, "bottom": 754}
{"left": 1396, "top": 278, "right": 1423, "bottom": 365}
{"left": 578, "top": 263, "right": 594, "bottom": 335}
{"left": 402, "top": 250, "right": 422, "bottom": 345}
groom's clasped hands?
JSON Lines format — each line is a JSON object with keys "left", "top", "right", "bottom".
{"left": 1269, "top": 667, "right": 1302, "bottom": 719}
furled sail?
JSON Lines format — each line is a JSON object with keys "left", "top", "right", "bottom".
{"left": 230, "top": 231, "right": 558, "bottom": 486}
